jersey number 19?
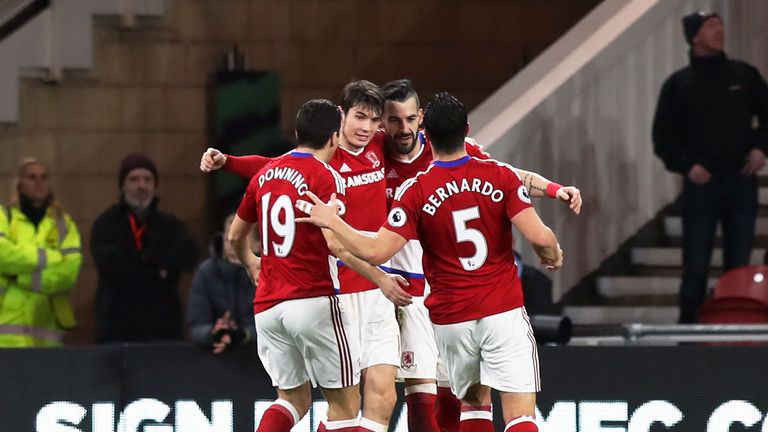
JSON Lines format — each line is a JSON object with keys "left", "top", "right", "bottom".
{"left": 261, "top": 192, "right": 296, "bottom": 257}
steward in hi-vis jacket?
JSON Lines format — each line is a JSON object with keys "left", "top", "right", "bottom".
{"left": 0, "top": 159, "right": 81, "bottom": 347}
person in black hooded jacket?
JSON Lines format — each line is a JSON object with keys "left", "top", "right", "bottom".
{"left": 92, "top": 154, "right": 198, "bottom": 343}
{"left": 187, "top": 214, "right": 257, "bottom": 353}
{"left": 653, "top": 11, "right": 768, "bottom": 323}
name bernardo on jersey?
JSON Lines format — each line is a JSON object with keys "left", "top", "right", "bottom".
{"left": 421, "top": 177, "right": 508, "bottom": 216}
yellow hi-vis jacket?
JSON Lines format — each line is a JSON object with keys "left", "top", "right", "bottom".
{"left": 0, "top": 204, "right": 82, "bottom": 347}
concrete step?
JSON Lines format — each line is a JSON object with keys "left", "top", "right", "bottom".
{"left": 631, "top": 247, "right": 765, "bottom": 267}
{"left": 563, "top": 306, "right": 678, "bottom": 325}
{"left": 664, "top": 216, "right": 768, "bottom": 237}
{"left": 596, "top": 276, "right": 717, "bottom": 297}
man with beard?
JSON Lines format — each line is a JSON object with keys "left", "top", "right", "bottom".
{"left": 92, "top": 154, "right": 198, "bottom": 343}
{"left": 203, "top": 81, "right": 405, "bottom": 432}
{"left": 200, "top": 80, "right": 582, "bottom": 432}
{"left": 379, "top": 79, "right": 581, "bottom": 432}
{"left": 296, "top": 92, "right": 566, "bottom": 432}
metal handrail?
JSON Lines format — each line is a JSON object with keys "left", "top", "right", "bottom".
{"left": 0, "top": 0, "right": 48, "bottom": 41}
{"left": 624, "top": 323, "right": 768, "bottom": 343}
{"left": 568, "top": 323, "right": 768, "bottom": 346}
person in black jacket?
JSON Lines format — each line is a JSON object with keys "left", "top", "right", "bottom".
{"left": 187, "top": 214, "right": 257, "bottom": 353}
{"left": 92, "top": 154, "right": 198, "bottom": 343}
{"left": 653, "top": 11, "right": 768, "bottom": 323}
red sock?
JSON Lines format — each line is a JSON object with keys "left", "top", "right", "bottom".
{"left": 405, "top": 385, "right": 440, "bottom": 432}
{"left": 459, "top": 405, "right": 493, "bottom": 432}
{"left": 256, "top": 401, "right": 296, "bottom": 432}
{"left": 504, "top": 416, "right": 538, "bottom": 432}
{"left": 435, "top": 386, "right": 461, "bottom": 432}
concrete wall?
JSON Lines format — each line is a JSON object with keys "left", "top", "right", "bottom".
{"left": 470, "top": 0, "right": 768, "bottom": 300}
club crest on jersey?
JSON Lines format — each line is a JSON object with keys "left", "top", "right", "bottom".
{"left": 388, "top": 207, "right": 407, "bottom": 227}
{"left": 518, "top": 185, "right": 531, "bottom": 204}
{"left": 366, "top": 151, "right": 381, "bottom": 168}
{"left": 401, "top": 351, "right": 416, "bottom": 371}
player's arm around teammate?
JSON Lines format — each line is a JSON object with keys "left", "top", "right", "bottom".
{"left": 322, "top": 227, "right": 412, "bottom": 306}
{"left": 515, "top": 169, "right": 582, "bottom": 214}
{"left": 297, "top": 192, "right": 412, "bottom": 306}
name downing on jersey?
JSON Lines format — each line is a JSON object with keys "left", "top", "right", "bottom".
{"left": 258, "top": 167, "right": 308, "bottom": 195}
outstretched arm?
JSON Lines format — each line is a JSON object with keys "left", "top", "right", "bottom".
{"left": 199, "top": 147, "right": 272, "bottom": 179}
{"left": 296, "top": 192, "right": 407, "bottom": 265}
{"left": 516, "top": 168, "right": 582, "bottom": 214}
{"left": 321, "top": 228, "right": 412, "bottom": 306}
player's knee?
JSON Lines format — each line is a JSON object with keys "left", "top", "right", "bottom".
{"left": 461, "top": 384, "right": 491, "bottom": 407}
{"left": 368, "top": 385, "right": 397, "bottom": 410}
{"left": 278, "top": 386, "right": 312, "bottom": 416}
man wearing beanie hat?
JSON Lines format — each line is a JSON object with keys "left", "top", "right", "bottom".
{"left": 91, "top": 153, "right": 198, "bottom": 342}
{"left": 653, "top": 11, "right": 768, "bottom": 323}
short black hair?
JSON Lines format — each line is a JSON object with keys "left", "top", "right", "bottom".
{"left": 341, "top": 80, "right": 384, "bottom": 116}
{"left": 382, "top": 79, "right": 420, "bottom": 107}
{"left": 295, "top": 99, "right": 341, "bottom": 150}
{"left": 423, "top": 92, "right": 467, "bottom": 153}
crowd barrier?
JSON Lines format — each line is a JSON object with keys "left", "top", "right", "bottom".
{"left": 2, "top": 343, "right": 766, "bottom": 432}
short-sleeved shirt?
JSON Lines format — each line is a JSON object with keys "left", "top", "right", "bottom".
{"left": 384, "top": 132, "right": 489, "bottom": 206}
{"left": 237, "top": 151, "right": 346, "bottom": 313}
{"left": 384, "top": 155, "right": 532, "bottom": 325}
{"left": 382, "top": 132, "right": 490, "bottom": 296}
{"left": 330, "top": 139, "right": 388, "bottom": 293}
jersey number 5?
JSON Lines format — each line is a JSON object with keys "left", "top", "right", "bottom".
{"left": 260, "top": 192, "right": 296, "bottom": 257}
{"left": 452, "top": 206, "right": 488, "bottom": 271}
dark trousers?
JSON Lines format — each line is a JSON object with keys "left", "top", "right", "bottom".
{"left": 679, "top": 174, "right": 758, "bottom": 323}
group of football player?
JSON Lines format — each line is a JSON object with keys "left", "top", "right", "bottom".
{"left": 200, "top": 79, "right": 582, "bottom": 432}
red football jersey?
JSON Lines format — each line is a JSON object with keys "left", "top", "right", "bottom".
{"left": 384, "top": 131, "right": 489, "bottom": 205}
{"left": 382, "top": 132, "right": 490, "bottom": 296}
{"left": 224, "top": 154, "right": 272, "bottom": 178}
{"left": 330, "top": 139, "right": 389, "bottom": 294}
{"left": 237, "top": 151, "right": 346, "bottom": 313}
{"left": 384, "top": 156, "right": 532, "bottom": 325}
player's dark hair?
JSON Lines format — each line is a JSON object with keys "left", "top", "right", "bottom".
{"left": 341, "top": 80, "right": 384, "bottom": 117}
{"left": 295, "top": 99, "right": 341, "bottom": 150}
{"left": 382, "top": 79, "right": 420, "bottom": 107}
{"left": 423, "top": 92, "right": 468, "bottom": 153}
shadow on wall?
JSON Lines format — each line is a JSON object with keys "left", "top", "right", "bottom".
{"left": 511, "top": 108, "right": 630, "bottom": 299}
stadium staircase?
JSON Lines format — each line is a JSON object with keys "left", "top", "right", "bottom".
{"left": 562, "top": 176, "right": 768, "bottom": 326}
{"left": 0, "top": 0, "right": 167, "bottom": 124}
{"left": 469, "top": 0, "right": 768, "bottom": 327}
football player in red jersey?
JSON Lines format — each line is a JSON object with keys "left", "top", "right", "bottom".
{"left": 379, "top": 79, "right": 580, "bottom": 432}
{"left": 209, "top": 81, "right": 404, "bottom": 432}
{"left": 296, "top": 92, "right": 568, "bottom": 432}
{"left": 228, "top": 99, "right": 362, "bottom": 432}
{"left": 201, "top": 81, "right": 580, "bottom": 432}
{"left": 330, "top": 80, "right": 403, "bottom": 432}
